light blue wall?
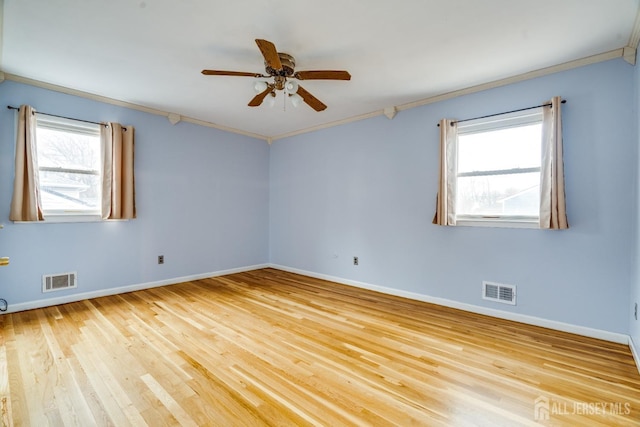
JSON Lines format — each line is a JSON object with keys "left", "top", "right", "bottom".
{"left": 270, "top": 59, "right": 636, "bottom": 334}
{"left": 0, "top": 81, "right": 270, "bottom": 307}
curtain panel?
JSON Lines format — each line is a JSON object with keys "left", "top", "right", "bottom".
{"left": 9, "top": 105, "right": 43, "bottom": 221}
{"left": 101, "top": 123, "right": 136, "bottom": 220}
{"left": 432, "top": 119, "right": 458, "bottom": 226}
{"left": 539, "top": 96, "right": 568, "bottom": 229}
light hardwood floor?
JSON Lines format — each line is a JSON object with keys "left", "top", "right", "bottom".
{"left": 1, "top": 268, "right": 639, "bottom": 426}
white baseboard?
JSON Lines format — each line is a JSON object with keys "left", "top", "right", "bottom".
{"left": 269, "top": 263, "right": 630, "bottom": 345}
{"left": 1, "top": 263, "right": 270, "bottom": 314}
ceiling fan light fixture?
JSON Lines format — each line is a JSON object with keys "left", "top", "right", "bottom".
{"left": 254, "top": 81, "right": 268, "bottom": 93}
{"left": 284, "top": 79, "right": 298, "bottom": 94}
{"left": 290, "top": 93, "right": 303, "bottom": 108}
{"left": 267, "top": 92, "right": 277, "bottom": 107}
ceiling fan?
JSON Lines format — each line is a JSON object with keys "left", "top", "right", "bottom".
{"left": 201, "top": 39, "right": 351, "bottom": 111}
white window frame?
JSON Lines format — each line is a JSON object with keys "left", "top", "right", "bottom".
{"left": 35, "top": 113, "right": 103, "bottom": 222}
{"left": 454, "top": 108, "right": 543, "bottom": 229}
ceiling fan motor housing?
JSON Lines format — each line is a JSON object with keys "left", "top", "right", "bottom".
{"left": 265, "top": 53, "right": 295, "bottom": 77}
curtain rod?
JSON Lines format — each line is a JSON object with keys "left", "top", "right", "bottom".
{"left": 436, "top": 99, "right": 567, "bottom": 127}
{"left": 7, "top": 105, "right": 128, "bottom": 130}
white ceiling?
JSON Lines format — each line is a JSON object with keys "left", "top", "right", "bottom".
{"left": 1, "top": 0, "right": 639, "bottom": 140}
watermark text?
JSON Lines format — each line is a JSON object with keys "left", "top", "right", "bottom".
{"left": 534, "top": 395, "right": 631, "bottom": 422}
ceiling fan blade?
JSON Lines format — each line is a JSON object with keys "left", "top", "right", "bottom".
{"left": 296, "top": 85, "right": 327, "bottom": 111}
{"left": 294, "top": 70, "right": 351, "bottom": 81}
{"left": 248, "top": 85, "right": 274, "bottom": 107}
{"left": 255, "top": 39, "right": 282, "bottom": 71}
{"left": 202, "top": 70, "right": 262, "bottom": 77}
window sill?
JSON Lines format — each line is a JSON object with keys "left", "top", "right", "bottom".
{"left": 14, "top": 215, "right": 128, "bottom": 224}
{"left": 455, "top": 217, "right": 539, "bottom": 229}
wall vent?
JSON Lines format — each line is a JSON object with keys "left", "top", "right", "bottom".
{"left": 42, "top": 272, "right": 77, "bottom": 293}
{"left": 482, "top": 281, "right": 516, "bottom": 305}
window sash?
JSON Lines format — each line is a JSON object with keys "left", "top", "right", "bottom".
{"left": 35, "top": 116, "right": 102, "bottom": 217}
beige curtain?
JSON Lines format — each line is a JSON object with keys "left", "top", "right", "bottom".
{"left": 539, "top": 96, "right": 568, "bottom": 229}
{"left": 101, "top": 123, "right": 136, "bottom": 219}
{"left": 9, "top": 105, "right": 43, "bottom": 221}
{"left": 432, "top": 119, "right": 458, "bottom": 226}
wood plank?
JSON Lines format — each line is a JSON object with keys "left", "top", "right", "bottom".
{"left": 0, "top": 268, "right": 638, "bottom": 426}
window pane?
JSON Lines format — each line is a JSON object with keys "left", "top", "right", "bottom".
{"left": 457, "top": 124, "right": 542, "bottom": 173}
{"left": 36, "top": 122, "right": 101, "bottom": 214}
{"left": 456, "top": 172, "right": 540, "bottom": 216}
{"left": 36, "top": 127, "right": 101, "bottom": 171}
{"left": 39, "top": 171, "right": 101, "bottom": 212}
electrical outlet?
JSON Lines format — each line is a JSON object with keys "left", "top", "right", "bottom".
{"left": 353, "top": 256, "right": 359, "bottom": 266}
{"left": 158, "top": 255, "right": 164, "bottom": 265}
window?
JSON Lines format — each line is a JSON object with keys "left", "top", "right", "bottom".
{"left": 455, "top": 108, "right": 543, "bottom": 226}
{"left": 434, "top": 97, "right": 567, "bottom": 229}
{"left": 35, "top": 114, "right": 102, "bottom": 218}
{"left": 10, "top": 105, "right": 135, "bottom": 223}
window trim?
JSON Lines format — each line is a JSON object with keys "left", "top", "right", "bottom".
{"left": 453, "top": 107, "right": 544, "bottom": 227}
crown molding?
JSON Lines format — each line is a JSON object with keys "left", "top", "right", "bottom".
{"left": 3, "top": 48, "right": 628, "bottom": 144}
{"left": 383, "top": 106, "right": 398, "bottom": 120}
{"left": 2, "top": 73, "right": 269, "bottom": 142}
{"left": 624, "top": 3, "right": 640, "bottom": 65}
{"left": 270, "top": 48, "right": 625, "bottom": 142}
{"left": 167, "top": 113, "right": 181, "bottom": 125}
{"left": 623, "top": 46, "right": 637, "bottom": 65}
{"left": 394, "top": 49, "right": 625, "bottom": 112}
